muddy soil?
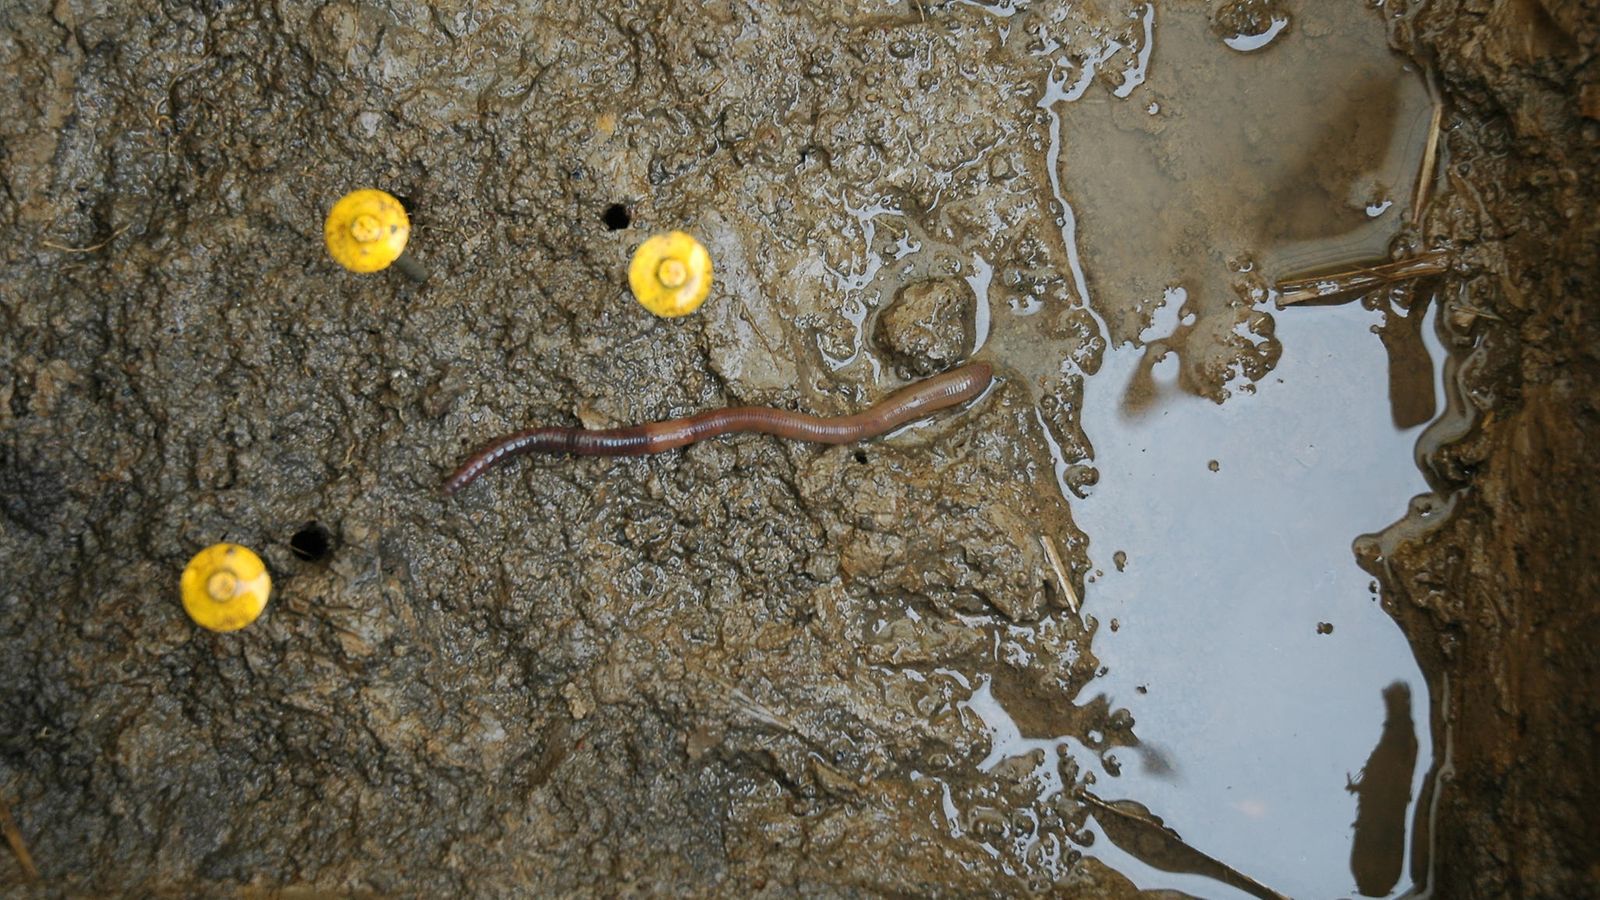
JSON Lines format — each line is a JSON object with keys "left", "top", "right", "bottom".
{"left": 0, "top": 0, "right": 1594, "bottom": 897}
{"left": 1375, "top": 1, "right": 1600, "bottom": 897}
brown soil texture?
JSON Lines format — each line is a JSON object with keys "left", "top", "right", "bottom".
{"left": 1378, "top": 1, "right": 1600, "bottom": 897}
{"left": 0, "top": 1, "right": 1596, "bottom": 897}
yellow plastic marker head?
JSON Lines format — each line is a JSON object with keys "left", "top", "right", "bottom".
{"left": 181, "top": 543, "right": 272, "bottom": 632}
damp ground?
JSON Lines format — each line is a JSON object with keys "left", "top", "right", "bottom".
{"left": 2, "top": 1, "right": 1596, "bottom": 897}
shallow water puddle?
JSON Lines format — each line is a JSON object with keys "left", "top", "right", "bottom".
{"left": 968, "top": 2, "right": 1440, "bottom": 896}
{"left": 1063, "top": 301, "right": 1443, "bottom": 898}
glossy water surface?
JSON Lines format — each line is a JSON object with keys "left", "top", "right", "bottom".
{"left": 942, "top": 2, "right": 1441, "bottom": 896}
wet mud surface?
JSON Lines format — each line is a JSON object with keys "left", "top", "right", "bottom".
{"left": 1, "top": 0, "right": 1596, "bottom": 896}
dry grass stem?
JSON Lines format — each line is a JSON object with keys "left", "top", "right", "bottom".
{"left": 1275, "top": 250, "right": 1451, "bottom": 306}
{"left": 0, "top": 793, "right": 38, "bottom": 881}
{"left": 1039, "top": 533, "right": 1080, "bottom": 616}
{"left": 41, "top": 223, "right": 131, "bottom": 254}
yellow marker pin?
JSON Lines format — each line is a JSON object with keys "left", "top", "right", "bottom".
{"left": 628, "top": 230, "right": 713, "bottom": 317}
{"left": 180, "top": 543, "right": 272, "bottom": 632}
{"left": 324, "top": 188, "right": 428, "bottom": 281}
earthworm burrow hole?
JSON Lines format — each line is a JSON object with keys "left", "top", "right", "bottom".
{"left": 602, "top": 203, "right": 631, "bottom": 230}
{"left": 289, "top": 521, "right": 336, "bottom": 563}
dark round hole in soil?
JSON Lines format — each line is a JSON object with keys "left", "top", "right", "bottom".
{"left": 854, "top": 450, "right": 869, "bottom": 464}
{"left": 602, "top": 203, "right": 631, "bottom": 230}
{"left": 289, "top": 521, "right": 335, "bottom": 563}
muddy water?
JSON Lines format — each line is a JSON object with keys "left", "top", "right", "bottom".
{"left": 1066, "top": 302, "right": 1443, "bottom": 898}
{"left": 941, "top": 2, "right": 1440, "bottom": 896}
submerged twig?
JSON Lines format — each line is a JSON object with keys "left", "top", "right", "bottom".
{"left": 1447, "top": 302, "right": 1504, "bottom": 330}
{"left": 1409, "top": 94, "right": 1444, "bottom": 228}
{"left": 1080, "top": 790, "right": 1288, "bottom": 900}
{"left": 1274, "top": 250, "right": 1451, "bottom": 307}
{"left": 1039, "top": 533, "right": 1080, "bottom": 616}
{"left": 0, "top": 793, "right": 38, "bottom": 881}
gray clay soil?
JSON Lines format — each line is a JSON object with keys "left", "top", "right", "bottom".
{"left": 1, "top": 1, "right": 1596, "bottom": 897}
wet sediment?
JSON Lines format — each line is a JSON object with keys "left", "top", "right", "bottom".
{"left": 0, "top": 1, "right": 1594, "bottom": 896}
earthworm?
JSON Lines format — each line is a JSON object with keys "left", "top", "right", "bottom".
{"left": 443, "top": 361, "right": 994, "bottom": 495}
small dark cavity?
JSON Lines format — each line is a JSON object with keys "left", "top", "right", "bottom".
{"left": 602, "top": 203, "right": 631, "bottom": 230}
{"left": 853, "top": 450, "right": 868, "bottom": 464}
{"left": 289, "top": 521, "right": 335, "bottom": 562}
